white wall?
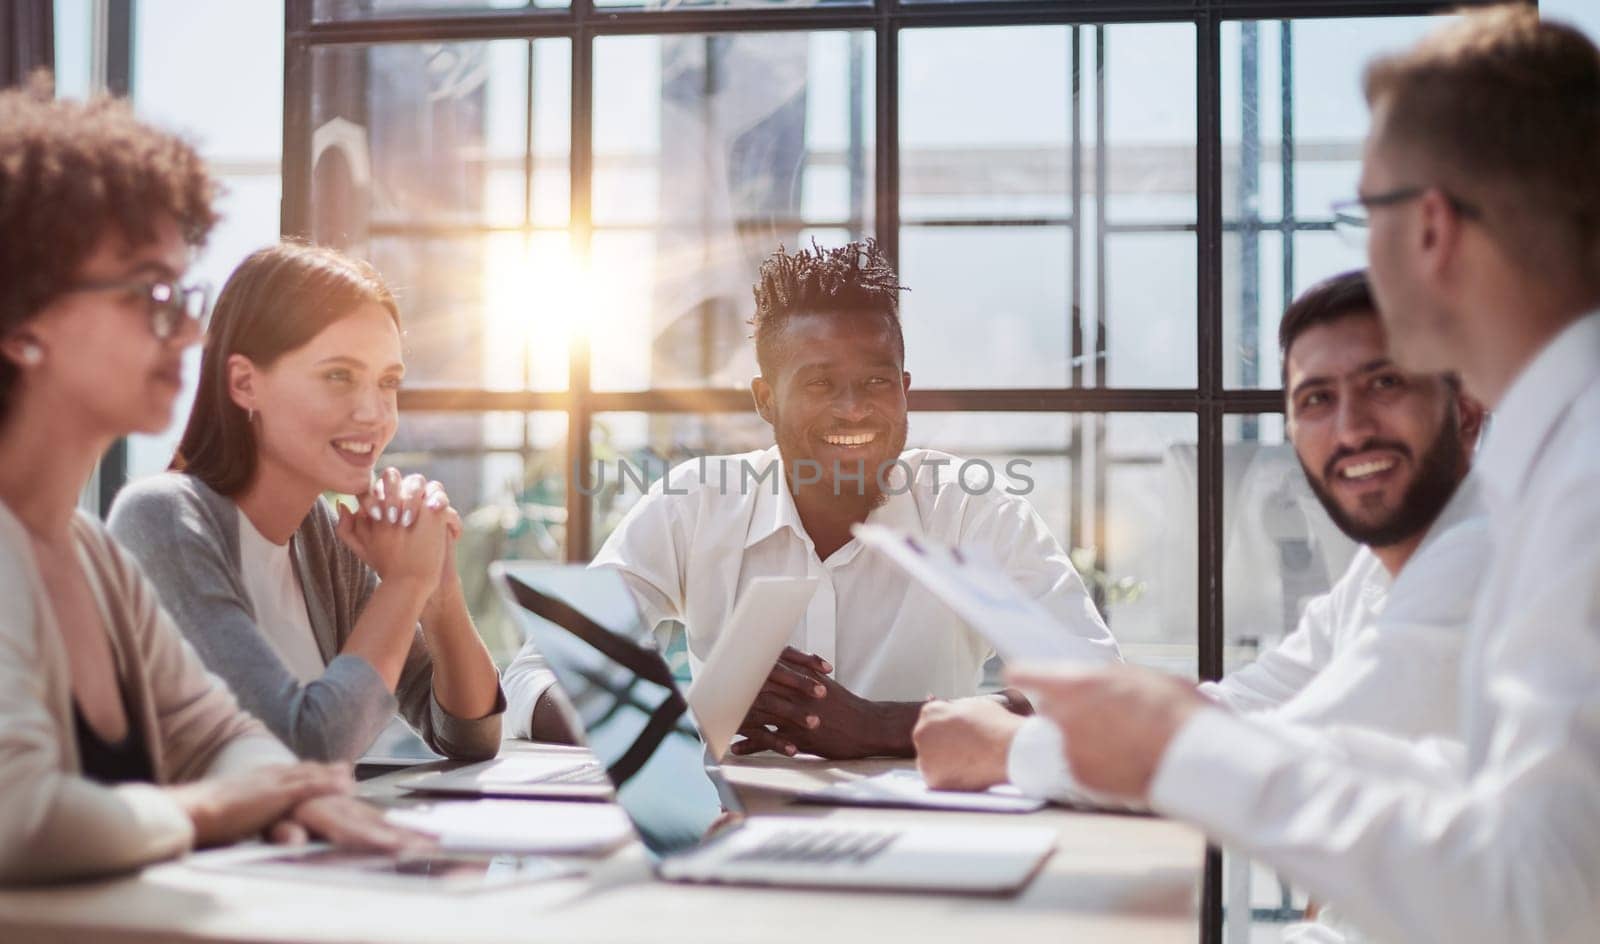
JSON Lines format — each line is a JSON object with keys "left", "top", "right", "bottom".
{"left": 1543, "top": 1, "right": 1600, "bottom": 43}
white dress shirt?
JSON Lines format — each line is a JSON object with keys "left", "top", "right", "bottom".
{"left": 1008, "top": 476, "right": 1489, "bottom": 804}
{"left": 503, "top": 446, "right": 1119, "bottom": 737}
{"left": 1199, "top": 548, "right": 1392, "bottom": 716}
{"left": 1147, "top": 311, "right": 1600, "bottom": 944}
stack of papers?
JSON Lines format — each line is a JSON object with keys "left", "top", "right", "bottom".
{"left": 800, "top": 769, "right": 1046, "bottom": 813}
{"left": 385, "top": 799, "right": 634, "bottom": 854}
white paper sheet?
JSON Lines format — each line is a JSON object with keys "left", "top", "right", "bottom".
{"left": 686, "top": 576, "right": 820, "bottom": 761}
{"left": 853, "top": 523, "right": 1096, "bottom": 664}
{"left": 385, "top": 800, "right": 634, "bottom": 854}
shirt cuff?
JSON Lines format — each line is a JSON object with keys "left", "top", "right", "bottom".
{"left": 320, "top": 653, "right": 403, "bottom": 760}
{"left": 1007, "top": 714, "right": 1075, "bottom": 800}
{"left": 427, "top": 685, "right": 507, "bottom": 762}
{"left": 1006, "top": 714, "right": 1145, "bottom": 811}
{"left": 1148, "top": 706, "right": 1297, "bottom": 827}
{"left": 113, "top": 782, "right": 198, "bottom": 860}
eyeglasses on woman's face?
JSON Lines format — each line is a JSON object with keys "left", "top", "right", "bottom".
{"left": 57, "top": 277, "right": 212, "bottom": 340}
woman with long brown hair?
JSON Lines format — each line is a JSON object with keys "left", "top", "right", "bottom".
{"left": 108, "top": 242, "right": 504, "bottom": 763}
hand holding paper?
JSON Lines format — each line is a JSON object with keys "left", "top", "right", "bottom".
{"left": 852, "top": 524, "right": 1115, "bottom": 665}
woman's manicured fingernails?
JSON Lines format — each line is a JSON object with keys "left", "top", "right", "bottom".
{"left": 369, "top": 505, "right": 383, "bottom": 521}
{"left": 387, "top": 506, "right": 398, "bottom": 524}
{"left": 401, "top": 509, "right": 414, "bottom": 527}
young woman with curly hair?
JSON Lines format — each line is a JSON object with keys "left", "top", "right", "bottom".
{"left": 0, "top": 79, "right": 426, "bottom": 883}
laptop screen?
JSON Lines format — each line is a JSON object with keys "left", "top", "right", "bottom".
{"left": 494, "top": 563, "right": 742, "bottom": 858}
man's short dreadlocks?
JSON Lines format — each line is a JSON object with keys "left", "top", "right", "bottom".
{"left": 750, "top": 239, "right": 907, "bottom": 379}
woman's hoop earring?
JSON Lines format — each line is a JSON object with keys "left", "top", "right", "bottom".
{"left": 247, "top": 408, "right": 255, "bottom": 423}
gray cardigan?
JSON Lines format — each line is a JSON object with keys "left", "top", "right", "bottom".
{"left": 107, "top": 473, "right": 503, "bottom": 763}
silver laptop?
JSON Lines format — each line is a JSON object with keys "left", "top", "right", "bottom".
{"left": 491, "top": 561, "right": 1058, "bottom": 895}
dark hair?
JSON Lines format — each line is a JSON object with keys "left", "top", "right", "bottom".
{"left": 0, "top": 74, "right": 218, "bottom": 422}
{"left": 1278, "top": 270, "right": 1377, "bottom": 384}
{"left": 749, "top": 238, "right": 907, "bottom": 379}
{"left": 1364, "top": 5, "right": 1600, "bottom": 279}
{"left": 173, "top": 242, "right": 399, "bottom": 495}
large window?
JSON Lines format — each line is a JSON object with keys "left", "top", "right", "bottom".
{"left": 273, "top": 2, "right": 1492, "bottom": 940}
{"left": 282, "top": 2, "right": 1474, "bottom": 652}
{"left": 58, "top": 0, "right": 291, "bottom": 490}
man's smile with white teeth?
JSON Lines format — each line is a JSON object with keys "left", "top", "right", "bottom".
{"left": 822, "top": 431, "right": 878, "bottom": 447}
{"left": 1339, "top": 457, "right": 1397, "bottom": 480}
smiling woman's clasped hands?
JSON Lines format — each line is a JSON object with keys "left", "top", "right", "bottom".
{"left": 336, "top": 466, "right": 462, "bottom": 595}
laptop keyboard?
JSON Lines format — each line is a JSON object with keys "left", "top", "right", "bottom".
{"left": 730, "top": 828, "right": 900, "bottom": 866}
{"left": 527, "top": 763, "right": 610, "bottom": 786}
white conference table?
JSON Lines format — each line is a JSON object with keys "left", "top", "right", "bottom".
{"left": 0, "top": 743, "right": 1204, "bottom": 943}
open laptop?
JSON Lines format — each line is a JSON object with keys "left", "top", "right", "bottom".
{"left": 491, "top": 561, "right": 1057, "bottom": 895}
{"left": 402, "top": 569, "right": 818, "bottom": 799}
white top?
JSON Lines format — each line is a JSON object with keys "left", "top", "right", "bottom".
{"left": 502, "top": 446, "right": 1119, "bottom": 736}
{"left": 1148, "top": 311, "right": 1600, "bottom": 944}
{"left": 1008, "top": 476, "right": 1489, "bottom": 806}
{"left": 236, "top": 508, "right": 325, "bottom": 684}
